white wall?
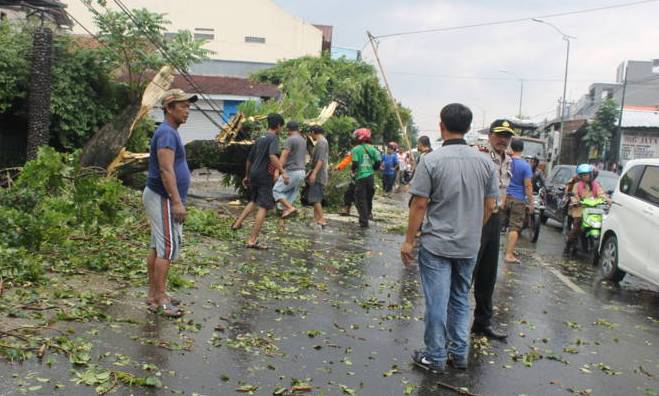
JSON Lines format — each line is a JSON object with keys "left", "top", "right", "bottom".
{"left": 62, "top": 0, "right": 323, "bottom": 64}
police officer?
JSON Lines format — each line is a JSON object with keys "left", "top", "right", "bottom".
{"left": 472, "top": 119, "right": 514, "bottom": 340}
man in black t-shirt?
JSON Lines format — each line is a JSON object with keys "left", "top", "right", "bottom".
{"left": 231, "top": 113, "right": 287, "bottom": 249}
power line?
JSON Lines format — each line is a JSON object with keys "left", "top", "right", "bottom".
{"left": 374, "top": 0, "right": 659, "bottom": 39}
{"left": 387, "top": 70, "right": 597, "bottom": 83}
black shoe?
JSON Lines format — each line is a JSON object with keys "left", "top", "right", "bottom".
{"left": 411, "top": 350, "right": 446, "bottom": 373}
{"left": 472, "top": 325, "right": 507, "bottom": 341}
{"left": 447, "top": 354, "right": 468, "bottom": 370}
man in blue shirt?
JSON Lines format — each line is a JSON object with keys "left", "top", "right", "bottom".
{"left": 143, "top": 89, "right": 197, "bottom": 318}
{"left": 382, "top": 143, "right": 399, "bottom": 194}
{"left": 504, "top": 139, "right": 534, "bottom": 263}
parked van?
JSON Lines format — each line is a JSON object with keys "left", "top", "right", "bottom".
{"left": 598, "top": 158, "right": 659, "bottom": 286}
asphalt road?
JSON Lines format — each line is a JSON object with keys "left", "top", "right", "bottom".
{"left": 0, "top": 195, "right": 657, "bottom": 396}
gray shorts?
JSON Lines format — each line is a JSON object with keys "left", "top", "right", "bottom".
{"left": 307, "top": 181, "right": 325, "bottom": 204}
{"left": 143, "top": 187, "right": 182, "bottom": 261}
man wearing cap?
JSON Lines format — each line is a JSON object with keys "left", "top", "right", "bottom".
{"left": 273, "top": 121, "right": 307, "bottom": 219}
{"left": 142, "top": 89, "right": 198, "bottom": 318}
{"left": 471, "top": 119, "right": 514, "bottom": 340}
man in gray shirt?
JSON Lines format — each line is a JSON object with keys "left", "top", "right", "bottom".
{"left": 273, "top": 121, "right": 307, "bottom": 219}
{"left": 401, "top": 103, "right": 498, "bottom": 373}
{"left": 307, "top": 125, "right": 329, "bottom": 226}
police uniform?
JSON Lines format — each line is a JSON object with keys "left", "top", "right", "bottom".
{"left": 472, "top": 120, "right": 514, "bottom": 337}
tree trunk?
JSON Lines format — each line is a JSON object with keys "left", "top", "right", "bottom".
{"left": 80, "top": 102, "right": 141, "bottom": 168}
{"left": 25, "top": 27, "right": 53, "bottom": 160}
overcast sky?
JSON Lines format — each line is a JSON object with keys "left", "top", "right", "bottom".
{"left": 274, "top": 0, "right": 659, "bottom": 136}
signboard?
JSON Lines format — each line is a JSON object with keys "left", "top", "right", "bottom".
{"left": 620, "top": 132, "right": 659, "bottom": 164}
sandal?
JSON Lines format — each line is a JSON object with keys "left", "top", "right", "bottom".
{"left": 246, "top": 241, "right": 269, "bottom": 250}
{"left": 281, "top": 208, "right": 298, "bottom": 219}
{"left": 148, "top": 303, "right": 183, "bottom": 318}
{"left": 145, "top": 296, "right": 181, "bottom": 306}
{"left": 230, "top": 221, "right": 242, "bottom": 231}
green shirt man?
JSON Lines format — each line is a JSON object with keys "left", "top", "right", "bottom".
{"left": 351, "top": 143, "right": 382, "bottom": 180}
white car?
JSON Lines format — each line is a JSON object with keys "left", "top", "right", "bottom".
{"left": 598, "top": 158, "right": 659, "bottom": 286}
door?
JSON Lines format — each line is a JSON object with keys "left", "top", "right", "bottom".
{"left": 632, "top": 165, "right": 659, "bottom": 284}
{"left": 613, "top": 165, "right": 645, "bottom": 272}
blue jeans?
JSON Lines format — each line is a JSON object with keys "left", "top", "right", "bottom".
{"left": 418, "top": 247, "right": 477, "bottom": 364}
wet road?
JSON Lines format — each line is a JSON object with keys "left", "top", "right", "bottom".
{"left": 1, "top": 196, "right": 658, "bottom": 396}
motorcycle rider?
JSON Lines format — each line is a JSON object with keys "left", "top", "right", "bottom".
{"left": 527, "top": 156, "right": 545, "bottom": 193}
{"left": 564, "top": 164, "right": 608, "bottom": 256}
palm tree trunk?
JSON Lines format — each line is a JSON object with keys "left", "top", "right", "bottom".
{"left": 25, "top": 27, "right": 54, "bottom": 160}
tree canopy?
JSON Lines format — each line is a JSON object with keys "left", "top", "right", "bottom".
{"left": 249, "top": 55, "right": 415, "bottom": 154}
{"left": 583, "top": 99, "right": 618, "bottom": 161}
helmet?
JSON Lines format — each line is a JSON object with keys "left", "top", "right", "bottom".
{"left": 576, "top": 164, "right": 593, "bottom": 175}
{"left": 353, "top": 128, "right": 372, "bottom": 143}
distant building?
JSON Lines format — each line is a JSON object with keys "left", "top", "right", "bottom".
{"left": 573, "top": 59, "right": 659, "bottom": 117}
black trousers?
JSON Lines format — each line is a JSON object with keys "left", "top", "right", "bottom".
{"left": 473, "top": 212, "right": 502, "bottom": 329}
{"left": 382, "top": 173, "right": 396, "bottom": 192}
{"left": 343, "top": 182, "right": 355, "bottom": 207}
{"left": 355, "top": 175, "right": 375, "bottom": 227}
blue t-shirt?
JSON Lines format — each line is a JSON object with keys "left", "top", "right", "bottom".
{"left": 382, "top": 153, "right": 399, "bottom": 176}
{"left": 507, "top": 157, "right": 533, "bottom": 201}
{"left": 147, "top": 122, "right": 191, "bottom": 202}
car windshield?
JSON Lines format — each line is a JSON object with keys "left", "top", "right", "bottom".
{"left": 597, "top": 173, "right": 619, "bottom": 193}
{"left": 522, "top": 141, "right": 545, "bottom": 160}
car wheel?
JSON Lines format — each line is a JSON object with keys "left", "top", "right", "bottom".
{"left": 599, "top": 235, "right": 626, "bottom": 282}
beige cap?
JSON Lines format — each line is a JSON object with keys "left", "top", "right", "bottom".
{"left": 161, "top": 89, "right": 198, "bottom": 106}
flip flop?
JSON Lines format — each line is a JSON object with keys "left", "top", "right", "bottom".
{"left": 246, "top": 242, "right": 269, "bottom": 250}
{"left": 504, "top": 257, "right": 521, "bottom": 264}
{"left": 230, "top": 222, "right": 242, "bottom": 231}
{"left": 145, "top": 296, "right": 181, "bottom": 306}
{"left": 148, "top": 303, "right": 183, "bottom": 318}
{"left": 281, "top": 209, "right": 298, "bottom": 219}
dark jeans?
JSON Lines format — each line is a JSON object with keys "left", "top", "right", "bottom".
{"left": 383, "top": 173, "right": 396, "bottom": 193}
{"left": 344, "top": 182, "right": 355, "bottom": 207}
{"left": 355, "top": 175, "right": 375, "bottom": 227}
{"left": 473, "top": 212, "right": 502, "bottom": 329}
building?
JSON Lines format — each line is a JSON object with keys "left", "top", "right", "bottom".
{"left": 151, "top": 74, "right": 280, "bottom": 144}
{"left": 63, "top": 0, "right": 328, "bottom": 140}
{"left": 0, "top": 0, "right": 71, "bottom": 27}
{"left": 573, "top": 59, "right": 659, "bottom": 118}
{"left": 63, "top": 0, "right": 326, "bottom": 77}
{"left": 617, "top": 107, "right": 659, "bottom": 166}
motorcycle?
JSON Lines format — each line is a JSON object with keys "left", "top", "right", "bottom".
{"left": 565, "top": 196, "right": 608, "bottom": 260}
{"left": 520, "top": 194, "right": 542, "bottom": 243}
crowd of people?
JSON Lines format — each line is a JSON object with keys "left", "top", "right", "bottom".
{"left": 139, "top": 88, "right": 604, "bottom": 374}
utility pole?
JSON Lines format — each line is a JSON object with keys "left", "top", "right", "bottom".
{"left": 532, "top": 19, "right": 575, "bottom": 167}
{"left": 366, "top": 31, "right": 412, "bottom": 153}
{"left": 612, "top": 62, "right": 629, "bottom": 166}
{"left": 500, "top": 70, "right": 524, "bottom": 118}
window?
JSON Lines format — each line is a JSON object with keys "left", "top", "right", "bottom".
{"left": 552, "top": 167, "right": 572, "bottom": 185}
{"left": 164, "top": 32, "right": 177, "bottom": 40}
{"left": 245, "top": 36, "right": 266, "bottom": 44}
{"left": 634, "top": 166, "right": 659, "bottom": 206}
{"left": 194, "top": 33, "right": 215, "bottom": 40}
{"left": 620, "top": 165, "right": 644, "bottom": 195}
